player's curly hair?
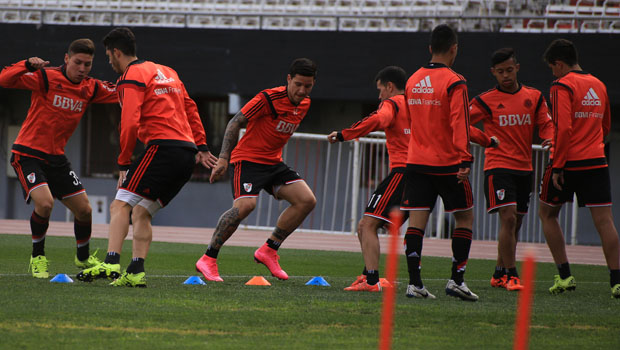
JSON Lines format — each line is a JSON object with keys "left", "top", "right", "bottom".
{"left": 103, "top": 27, "right": 137, "bottom": 57}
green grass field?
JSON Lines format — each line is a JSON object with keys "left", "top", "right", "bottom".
{"left": 1, "top": 234, "right": 618, "bottom": 350}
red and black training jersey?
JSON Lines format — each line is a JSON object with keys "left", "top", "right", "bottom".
{"left": 0, "top": 59, "right": 117, "bottom": 160}
{"left": 339, "top": 94, "right": 410, "bottom": 170}
{"left": 469, "top": 84, "right": 554, "bottom": 172}
{"left": 549, "top": 71, "right": 610, "bottom": 172}
{"left": 231, "top": 86, "right": 311, "bottom": 165}
{"left": 405, "top": 63, "right": 472, "bottom": 174}
{"left": 116, "top": 60, "right": 208, "bottom": 169}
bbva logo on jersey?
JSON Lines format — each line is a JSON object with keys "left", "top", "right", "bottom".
{"left": 498, "top": 114, "right": 531, "bottom": 126}
{"left": 275, "top": 120, "right": 299, "bottom": 134}
{"left": 52, "top": 95, "right": 83, "bottom": 112}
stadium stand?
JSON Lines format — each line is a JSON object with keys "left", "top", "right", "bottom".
{"left": 0, "top": 1, "right": 617, "bottom": 33}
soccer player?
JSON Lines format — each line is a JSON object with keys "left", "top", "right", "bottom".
{"left": 326, "top": 66, "right": 423, "bottom": 294}
{"left": 195, "top": 58, "right": 318, "bottom": 282}
{"left": 77, "top": 27, "right": 217, "bottom": 287}
{"left": 400, "top": 24, "right": 478, "bottom": 301}
{"left": 0, "top": 39, "right": 118, "bottom": 278}
{"left": 538, "top": 39, "right": 620, "bottom": 298}
{"left": 469, "top": 48, "right": 554, "bottom": 291}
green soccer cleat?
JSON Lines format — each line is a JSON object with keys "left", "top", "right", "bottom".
{"left": 76, "top": 262, "right": 121, "bottom": 282}
{"left": 612, "top": 284, "right": 620, "bottom": 299}
{"left": 29, "top": 255, "right": 50, "bottom": 279}
{"left": 549, "top": 275, "right": 577, "bottom": 294}
{"left": 74, "top": 249, "right": 102, "bottom": 269}
{"left": 110, "top": 271, "right": 147, "bottom": 288}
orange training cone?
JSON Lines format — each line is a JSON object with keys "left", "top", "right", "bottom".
{"left": 245, "top": 276, "right": 271, "bottom": 286}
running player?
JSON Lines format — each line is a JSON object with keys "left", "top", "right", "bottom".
{"left": 195, "top": 58, "right": 318, "bottom": 282}
{"left": 400, "top": 24, "right": 478, "bottom": 301}
{"left": 77, "top": 27, "right": 217, "bottom": 287}
{"left": 538, "top": 39, "right": 620, "bottom": 298}
{"left": 326, "top": 66, "right": 421, "bottom": 294}
{"left": 0, "top": 39, "right": 117, "bottom": 278}
{"left": 469, "top": 48, "right": 554, "bottom": 291}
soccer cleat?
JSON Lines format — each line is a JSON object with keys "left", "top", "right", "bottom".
{"left": 379, "top": 278, "right": 393, "bottom": 288}
{"left": 344, "top": 281, "right": 381, "bottom": 292}
{"left": 549, "top": 275, "right": 576, "bottom": 294}
{"left": 76, "top": 262, "right": 121, "bottom": 282}
{"left": 29, "top": 255, "right": 49, "bottom": 279}
{"left": 445, "top": 279, "right": 479, "bottom": 301}
{"left": 74, "top": 249, "right": 102, "bottom": 269}
{"left": 490, "top": 275, "right": 507, "bottom": 288}
{"left": 110, "top": 271, "right": 146, "bottom": 288}
{"left": 195, "top": 254, "right": 224, "bottom": 282}
{"left": 406, "top": 285, "right": 436, "bottom": 299}
{"left": 505, "top": 276, "right": 524, "bottom": 291}
{"left": 254, "top": 243, "right": 289, "bottom": 280}
{"left": 612, "top": 284, "right": 620, "bottom": 299}
{"left": 346, "top": 275, "right": 366, "bottom": 288}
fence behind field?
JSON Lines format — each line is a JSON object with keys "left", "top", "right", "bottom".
{"left": 240, "top": 130, "right": 578, "bottom": 245}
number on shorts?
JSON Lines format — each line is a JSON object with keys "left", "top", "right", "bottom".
{"left": 368, "top": 194, "right": 382, "bottom": 209}
{"left": 69, "top": 171, "right": 81, "bottom": 186}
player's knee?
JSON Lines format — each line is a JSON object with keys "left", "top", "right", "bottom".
{"left": 73, "top": 203, "right": 92, "bottom": 221}
{"left": 35, "top": 200, "right": 54, "bottom": 218}
{"left": 236, "top": 201, "right": 256, "bottom": 217}
{"left": 110, "top": 199, "right": 130, "bottom": 216}
{"left": 303, "top": 194, "right": 317, "bottom": 211}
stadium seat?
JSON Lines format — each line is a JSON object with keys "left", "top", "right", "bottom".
{"left": 187, "top": 14, "right": 217, "bottom": 28}
{"left": 385, "top": 17, "right": 420, "bottom": 31}
{"left": 604, "top": 0, "right": 620, "bottom": 16}
{"left": 262, "top": 0, "right": 287, "bottom": 13}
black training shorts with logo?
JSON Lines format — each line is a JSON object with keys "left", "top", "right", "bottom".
{"left": 11, "top": 153, "right": 84, "bottom": 203}
{"left": 539, "top": 165, "right": 612, "bottom": 207}
{"left": 364, "top": 167, "right": 409, "bottom": 225}
{"left": 229, "top": 160, "right": 303, "bottom": 200}
{"left": 484, "top": 170, "right": 532, "bottom": 214}
{"left": 400, "top": 165, "right": 474, "bottom": 212}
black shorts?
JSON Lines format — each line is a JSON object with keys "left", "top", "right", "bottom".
{"left": 120, "top": 145, "right": 196, "bottom": 207}
{"left": 229, "top": 161, "right": 303, "bottom": 200}
{"left": 539, "top": 165, "right": 612, "bottom": 207}
{"left": 10, "top": 153, "right": 84, "bottom": 203}
{"left": 400, "top": 165, "right": 474, "bottom": 212}
{"left": 484, "top": 171, "right": 532, "bottom": 214}
{"left": 364, "top": 167, "right": 409, "bottom": 225}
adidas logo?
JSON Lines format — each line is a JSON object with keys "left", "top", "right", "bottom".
{"left": 411, "top": 75, "right": 434, "bottom": 94}
{"left": 154, "top": 68, "right": 175, "bottom": 84}
{"left": 407, "top": 252, "right": 420, "bottom": 258}
{"left": 56, "top": 83, "right": 63, "bottom": 90}
{"left": 582, "top": 88, "right": 601, "bottom": 106}
{"left": 497, "top": 103, "right": 505, "bottom": 109}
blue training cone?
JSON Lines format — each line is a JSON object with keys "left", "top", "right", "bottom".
{"left": 305, "top": 276, "right": 330, "bottom": 286}
{"left": 50, "top": 274, "right": 73, "bottom": 283}
{"left": 183, "top": 276, "right": 207, "bottom": 285}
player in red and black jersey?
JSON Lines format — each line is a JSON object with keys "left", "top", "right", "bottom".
{"left": 469, "top": 48, "right": 554, "bottom": 292}
{"left": 539, "top": 39, "right": 620, "bottom": 298}
{"left": 0, "top": 39, "right": 117, "bottom": 278}
{"left": 401, "top": 25, "right": 477, "bottom": 301}
{"left": 195, "top": 58, "right": 318, "bottom": 282}
{"left": 76, "top": 28, "right": 217, "bottom": 287}
{"left": 326, "top": 66, "right": 414, "bottom": 293}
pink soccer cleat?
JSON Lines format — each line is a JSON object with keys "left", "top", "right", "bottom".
{"left": 254, "top": 243, "right": 289, "bottom": 280}
{"left": 195, "top": 254, "right": 224, "bottom": 282}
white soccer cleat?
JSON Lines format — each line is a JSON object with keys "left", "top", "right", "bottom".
{"left": 445, "top": 279, "right": 479, "bottom": 301}
{"left": 406, "top": 284, "right": 436, "bottom": 299}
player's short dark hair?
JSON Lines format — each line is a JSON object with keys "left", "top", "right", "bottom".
{"left": 375, "top": 66, "right": 407, "bottom": 90}
{"left": 102, "top": 27, "right": 137, "bottom": 56}
{"left": 289, "top": 58, "right": 317, "bottom": 79}
{"left": 491, "top": 48, "right": 517, "bottom": 66}
{"left": 430, "top": 24, "right": 458, "bottom": 54}
{"left": 68, "top": 39, "right": 95, "bottom": 56}
{"left": 543, "top": 39, "right": 578, "bottom": 66}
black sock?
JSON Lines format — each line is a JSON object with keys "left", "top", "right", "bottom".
{"left": 362, "top": 267, "right": 368, "bottom": 276}
{"left": 367, "top": 270, "right": 379, "bottom": 285}
{"left": 74, "top": 218, "right": 91, "bottom": 261}
{"left": 205, "top": 245, "right": 219, "bottom": 259}
{"left": 126, "top": 258, "right": 145, "bottom": 274}
{"left": 493, "top": 266, "right": 506, "bottom": 279}
{"left": 557, "top": 262, "right": 571, "bottom": 279}
{"left": 405, "top": 227, "right": 424, "bottom": 287}
{"left": 507, "top": 267, "right": 519, "bottom": 278}
{"left": 610, "top": 269, "right": 620, "bottom": 287}
{"left": 30, "top": 211, "right": 49, "bottom": 257}
{"left": 105, "top": 252, "right": 120, "bottom": 265}
{"left": 266, "top": 238, "right": 281, "bottom": 251}
{"left": 451, "top": 228, "right": 473, "bottom": 285}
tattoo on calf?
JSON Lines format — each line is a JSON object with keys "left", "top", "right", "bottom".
{"left": 210, "top": 207, "right": 241, "bottom": 249}
{"left": 272, "top": 226, "right": 293, "bottom": 242}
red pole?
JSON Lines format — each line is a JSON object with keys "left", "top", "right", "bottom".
{"left": 379, "top": 209, "right": 403, "bottom": 350}
{"left": 513, "top": 253, "right": 537, "bottom": 350}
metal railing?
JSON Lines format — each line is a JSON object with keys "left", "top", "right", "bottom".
{"left": 239, "top": 130, "right": 579, "bottom": 245}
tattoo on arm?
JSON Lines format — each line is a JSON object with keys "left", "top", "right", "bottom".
{"left": 272, "top": 226, "right": 293, "bottom": 242}
{"left": 219, "top": 111, "right": 247, "bottom": 160}
{"left": 209, "top": 207, "right": 241, "bottom": 249}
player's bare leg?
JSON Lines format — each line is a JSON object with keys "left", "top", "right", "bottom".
{"left": 30, "top": 186, "right": 54, "bottom": 219}
{"left": 107, "top": 200, "right": 132, "bottom": 254}
{"left": 590, "top": 206, "right": 620, "bottom": 270}
{"left": 358, "top": 216, "right": 383, "bottom": 272}
{"left": 497, "top": 206, "right": 518, "bottom": 270}
{"left": 131, "top": 205, "right": 153, "bottom": 260}
{"left": 62, "top": 193, "right": 97, "bottom": 266}
{"left": 538, "top": 202, "right": 568, "bottom": 265}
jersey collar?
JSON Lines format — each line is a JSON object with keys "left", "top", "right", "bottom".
{"left": 60, "top": 65, "right": 81, "bottom": 85}
{"left": 495, "top": 82, "right": 522, "bottom": 95}
{"left": 426, "top": 62, "right": 448, "bottom": 69}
